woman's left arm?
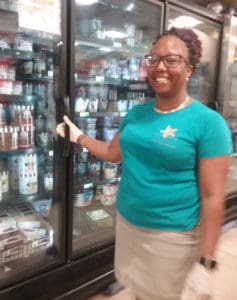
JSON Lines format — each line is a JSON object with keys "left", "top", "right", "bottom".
{"left": 198, "top": 155, "right": 231, "bottom": 257}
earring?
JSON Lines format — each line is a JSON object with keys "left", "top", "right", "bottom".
{"left": 186, "top": 77, "right": 189, "bottom": 81}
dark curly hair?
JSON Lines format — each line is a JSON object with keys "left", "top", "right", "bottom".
{"left": 155, "top": 27, "right": 202, "bottom": 70}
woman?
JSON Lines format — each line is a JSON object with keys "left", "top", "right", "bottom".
{"left": 56, "top": 27, "right": 232, "bottom": 300}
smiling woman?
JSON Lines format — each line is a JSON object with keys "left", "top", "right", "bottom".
{"left": 56, "top": 27, "right": 232, "bottom": 300}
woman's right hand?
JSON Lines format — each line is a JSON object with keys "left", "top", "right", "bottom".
{"left": 56, "top": 115, "right": 83, "bottom": 143}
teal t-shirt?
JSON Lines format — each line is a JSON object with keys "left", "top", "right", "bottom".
{"left": 117, "top": 99, "right": 232, "bottom": 231}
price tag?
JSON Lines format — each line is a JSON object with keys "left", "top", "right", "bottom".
{"left": 80, "top": 112, "right": 89, "bottom": 117}
{"left": 95, "top": 76, "right": 104, "bottom": 83}
{"left": 113, "top": 42, "right": 122, "bottom": 48}
{"left": 84, "top": 182, "right": 93, "bottom": 189}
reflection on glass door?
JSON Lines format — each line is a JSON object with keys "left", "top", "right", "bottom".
{"left": 221, "top": 16, "right": 237, "bottom": 157}
{"left": 72, "top": 0, "right": 163, "bottom": 254}
{"left": 167, "top": 6, "right": 222, "bottom": 105}
{"left": 0, "top": 0, "right": 63, "bottom": 288}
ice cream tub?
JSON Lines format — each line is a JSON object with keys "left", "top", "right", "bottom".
{"left": 73, "top": 188, "right": 93, "bottom": 207}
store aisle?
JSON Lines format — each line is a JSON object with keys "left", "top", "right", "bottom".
{"left": 88, "top": 228, "right": 237, "bottom": 300}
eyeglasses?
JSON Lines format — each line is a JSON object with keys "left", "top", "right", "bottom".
{"left": 144, "top": 54, "right": 189, "bottom": 68}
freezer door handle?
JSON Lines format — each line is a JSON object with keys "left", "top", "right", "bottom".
{"left": 63, "top": 96, "right": 70, "bottom": 157}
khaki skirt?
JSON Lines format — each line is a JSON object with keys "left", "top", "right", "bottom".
{"left": 115, "top": 213, "right": 201, "bottom": 300}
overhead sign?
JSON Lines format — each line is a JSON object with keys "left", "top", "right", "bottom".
{"left": 18, "top": 0, "right": 61, "bottom": 35}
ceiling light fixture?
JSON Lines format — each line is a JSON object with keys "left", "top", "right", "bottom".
{"left": 99, "top": 47, "right": 112, "bottom": 52}
{"left": 76, "top": 0, "right": 99, "bottom": 6}
{"left": 169, "top": 16, "right": 202, "bottom": 28}
{"left": 125, "top": 3, "right": 135, "bottom": 11}
{"left": 103, "top": 30, "right": 127, "bottom": 39}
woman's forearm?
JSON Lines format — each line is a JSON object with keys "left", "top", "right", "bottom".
{"left": 200, "top": 196, "right": 225, "bottom": 257}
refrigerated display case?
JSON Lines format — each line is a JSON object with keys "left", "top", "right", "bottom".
{"left": 216, "top": 13, "right": 237, "bottom": 230}
{"left": 0, "top": 1, "right": 236, "bottom": 299}
{"left": 166, "top": 3, "right": 222, "bottom": 106}
{"left": 0, "top": 0, "right": 69, "bottom": 298}
{"left": 70, "top": 0, "right": 163, "bottom": 258}
{"left": 218, "top": 14, "right": 237, "bottom": 156}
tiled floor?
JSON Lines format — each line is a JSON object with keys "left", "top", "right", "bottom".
{"left": 88, "top": 227, "right": 237, "bottom": 300}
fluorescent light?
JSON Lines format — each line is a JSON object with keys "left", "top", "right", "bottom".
{"left": 169, "top": 16, "right": 202, "bottom": 28}
{"left": 99, "top": 47, "right": 112, "bottom": 52}
{"left": 125, "top": 3, "right": 135, "bottom": 11}
{"left": 76, "top": 0, "right": 98, "bottom": 6}
{"left": 104, "top": 30, "right": 127, "bottom": 39}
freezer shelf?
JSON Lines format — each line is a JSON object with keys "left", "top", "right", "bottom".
{"left": 0, "top": 202, "right": 53, "bottom": 268}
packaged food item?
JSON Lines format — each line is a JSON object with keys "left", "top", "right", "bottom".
{"left": 13, "top": 33, "right": 33, "bottom": 52}
{"left": 43, "top": 173, "right": 53, "bottom": 192}
{"left": 84, "top": 117, "right": 97, "bottom": 130}
{"left": 0, "top": 64, "right": 8, "bottom": 80}
{"left": 12, "top": 81, "right": 23, "bottom": 95}
{"left": 86, "top": 209, "right": 113, "bottom": 229}
{"left": 103, "top": 116, "right": 113, "bottom": 128}
{"left": 0, "top": 104, "right": 7, "bottom": 126}
{"left": 30, "top": 199, "right": 52, "bottom": 218}
{"left": 0, "top": 170, "right": 9, "bottom": 194}
{"left": 73, "top": 188, "right": 93, "bottom": 207}
{"left": 8, "top": 155, "right": 19, "bottom": 192}
{"left": 88, "top": 98, "right": 98, "bottom": 112}
{"left": 101, "top": 182, "right": 118, "bottom": 206}
{"left": 93, "top": 185, "right": 103, "bottom": 201}
{"left": 117, "top": 100, "right": 128, "bottom": 112}
{"left": 0, "top": 36, "right": 10, "bottom": 50}
{"left": 88, "top": 159, "right": 101, "bottom": 177}
{"left": 103, "top": 128, "right": 117, "bottom": 142}
{"left": 0, "top": 80, "right": 12, "bottom": 94}
{"left": 18, "top": 126, "right": 34, "bottom": 148}
{"left": 19, "top": 172, "right": 37, "bottom": 195}
{"left": 0, "top": 126, "right": 19, "bottom": 151}
{"left": 103, "top": 162, "right": 118, "bottom": 180}
{"left": 75, "top": 96, "right": 89, "bottom": 112}
{"left": 97, "top": 98, "right": 108, "bottom": 111}
{"left": 18, "top": 153, "right": 37, "bottom": 174}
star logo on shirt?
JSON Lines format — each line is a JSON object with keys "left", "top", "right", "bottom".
{"left": 160, "top": 125, "right": 178, "bottom": 138}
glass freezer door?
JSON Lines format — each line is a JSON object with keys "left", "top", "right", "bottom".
{"left": 0, "top": 0, "right": 65, "bottom": 288}
{"left": 71, "top": 0, "right": 163, "bottom": 254}
{"left": 167, "top": 5, "right": 222, "bottom": 106}
{"left": 224, "top": 17, "right": 237, "bottom": 157}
